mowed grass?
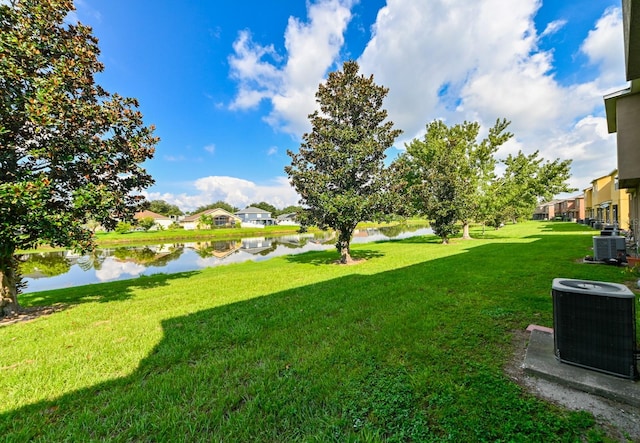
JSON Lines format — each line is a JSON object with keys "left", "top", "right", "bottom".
{"left": 0, "top": 222, "right": 632, "bottom": 441}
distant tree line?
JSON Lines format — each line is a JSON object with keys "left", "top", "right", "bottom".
{"left": 147, "top": 200, "right": 305, "bottom": 218}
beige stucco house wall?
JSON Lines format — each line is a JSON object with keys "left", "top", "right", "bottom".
{"left": 604, "top": 0, "right": 640, "bottom": 233}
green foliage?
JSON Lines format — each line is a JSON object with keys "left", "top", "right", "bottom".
{"left": 191, "top": 200, "right": 237, "bottom": 215}
{"left": 18, "top": 252, "right": 70, "bottom": 277}
{"left": 395, "top": 119, "right": 576, "bottom": 239}
{"left": 285, "top": 61, "right": 402, "bottom": 262}
{"left": 137, "top": 217, "right": 156, "bottom": 231}
{"left": 0, "top": 0, "right": 157, "bottom": 314}
{"left": 276, "top": 205, "right": 304, "bottom": 217}
{"left": 148, "top": 200, "right": 183, "bottom": 217}
{"left": 114, "top": 222, "right": 133, "bottom": 234}
{"left": 197, "top": 214, "right": 215, "bottom": 230}
{"left": 394, "top": 119, "right": 512, "bottom": 243}
{"left": 491, "top": 151, "right": 576, "bottom": 225}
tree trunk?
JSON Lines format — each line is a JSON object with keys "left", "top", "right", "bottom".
{"left": 0, "top": 254, "right": 19, "bottom": 318}
{"left": 462, "top": 222, "right": 471, "bottom": 240}
{"left": 337, "top": 229, "right": 354, "bottom": 264}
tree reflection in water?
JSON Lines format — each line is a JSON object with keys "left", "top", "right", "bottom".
{"left": 20, "top": 227, "right": 430, "bottom": 292}
{"left": 19, "top": 252, "right": 71, "bottom": 277}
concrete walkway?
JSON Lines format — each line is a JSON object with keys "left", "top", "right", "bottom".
{"left": 522, "top": 327, "right": 640, "bottom": 440}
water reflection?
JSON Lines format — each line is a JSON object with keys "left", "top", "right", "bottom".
{"left": 20, "top": 226, "right": 431, "bottom": 293}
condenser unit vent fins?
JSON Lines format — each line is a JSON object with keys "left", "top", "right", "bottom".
{"left": 552, "top": 278, "right": 637, "bottom": 379}
{"left": 592, "top": 236, "right": 626, "bottom": 261}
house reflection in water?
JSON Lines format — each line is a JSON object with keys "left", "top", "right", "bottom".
{"left": 185, "top": 240, "right": 242, "bottom": 259}
{"left": 240, "top": 237, "right": 274, "bottom": 255}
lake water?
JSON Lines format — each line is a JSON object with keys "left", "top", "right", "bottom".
{"left": 19, "top": 225, "right": 432, "bottom": 293}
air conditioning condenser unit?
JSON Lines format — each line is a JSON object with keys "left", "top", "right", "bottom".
{"left": 592, "top": 236, "right": 626, "bottom": 261}
{"left": 552, "top": 278, "right": 637, "bottom": 379}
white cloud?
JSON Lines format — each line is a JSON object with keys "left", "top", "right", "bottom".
{"left": 204, "top": 144, "right": 215, "bottom": 154}
{"left": 145, "top": 176, "right": 300, "bottom": 212}
{"left": 540, "top": 19, "right": 567, "bottom": 38}
{"left": 580, "top": 7, "right": 625, "bottom": 87}
{"left": 356, "top": 0, "right": 625, "bottom": 192}
{"left": 228, "top": 30, "right": 283, "bottom": 110}
{"left": 359, "top": 1, "right": 543, "bottom": 135}
{"left": 217, "top": 0, "right": 625, "bottom": 205}
{"left": 228, "top": 0, "right": 354, "bottom": 135}
{"left": 95, "top": 258, "right": 145, "bottom": 282}
{"left": 267, "top": 146, "right": 278, "bottom": 156}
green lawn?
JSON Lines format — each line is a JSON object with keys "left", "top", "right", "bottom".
{"left": 0, "top": 221, "right": 632, "bottom": 441}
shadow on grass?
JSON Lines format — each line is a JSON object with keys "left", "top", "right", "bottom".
{"left": 1, "top": 229, "right": 627, "bottom": 441}
{"left": 19, "top": 271, "right": 201, "bottom": 308}
{"left": 285, "top": 248, "right": 385, "bottom": 265}
{"left": 538, "top": 222, "right": 596, "bottom": 233}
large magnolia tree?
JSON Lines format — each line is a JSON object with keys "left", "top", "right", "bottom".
{"left": 0, "top": 0, "right": 157, "bottom": 316}
{"left": 285, "top": 61, "right": 402, "bottom": 263}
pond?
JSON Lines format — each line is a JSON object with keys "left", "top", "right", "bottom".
{"left": 19, "top": 225, "right": 432, "bottom": 293}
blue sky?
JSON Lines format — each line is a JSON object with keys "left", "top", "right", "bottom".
{"left": 71, "top": 0, "right": 624, "bottom": 212}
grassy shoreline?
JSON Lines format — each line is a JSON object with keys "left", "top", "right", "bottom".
{"left": 1, "top": 221, "right": 631, "bottom": 441}
{"left": 19, "top": 219, "right": 425, "bottom": 253}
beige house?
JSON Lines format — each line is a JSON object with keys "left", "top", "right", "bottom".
{"left": 181, "top": 208, "right": 241, "bottom": 230}
{"left": 604, "top": 0, "right": 640, "bottom": 233}
{"left": 583, "top": 186, "right": 594, "bottom": 220}
{"left": 584, "top": 171, "right": 630, "bottom": 228}
{"left": 134, "top": 210, "right": 174, "bottom": 230}
{"left": 533, "top": 201, "right": 557, "bottom": 220}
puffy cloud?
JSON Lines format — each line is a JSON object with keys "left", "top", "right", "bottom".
{"left": 145, "top": 176, "right": 300, "bottom": 212}
{"left": 228, "top": 0, "right": 354, "bottom": 135}
{"left": 580, "top": 7, "right": 625, "bottom": 87}
{"left": 215, "top": 0, "right": 625, "bottom": 205}
{"left": 357, "top": 0, "right": 624, "bottom": 191}
{"left": 95, "top": 259, "right": 145, "bottom": 282}
{"left": 228, "top": 30, "right": 283, "bottom": 110}
{"left": 359, "top": 0, "right": 543, "bottom": 138}
{"left": 541, "top": 19, "right": 567, "bottom": 38}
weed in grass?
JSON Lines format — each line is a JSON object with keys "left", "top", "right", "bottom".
{"left": 339, "top": 364, "right": 432, "bottom": 442}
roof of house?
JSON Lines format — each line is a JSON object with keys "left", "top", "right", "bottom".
{"left": 235, "top": 206, "right": 271, "bottom": 215}
{"left": 182, "top": 208, "right": 240, "bottom": 222}
{"left": 591, "top": 169, "right": 619, "bottom": 183}
{"left": 277, "top": 213, "right": 297, "bottom": 220}
{"left": 134, "top": 210, "right": 171, "bottom": 220}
